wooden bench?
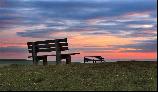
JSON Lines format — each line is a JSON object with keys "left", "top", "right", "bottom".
{"left": 84, "top": 56, "right": 105, "bottom": 63}
{"left": 27, "top": 38, "right": 80, "bottom": 65}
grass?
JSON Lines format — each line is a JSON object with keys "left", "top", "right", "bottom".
{"left": 0, "top": 61, "right": 157, "bottom": 91}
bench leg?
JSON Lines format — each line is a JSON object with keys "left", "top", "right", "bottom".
{"left": 43, "top": 56, "right": 48, "bottom": 66}
{"left": 66, "top": 55, "right": 71, "bottom": 64}
{"left": 33, "top": 57, "right": 38, "bottom": 65}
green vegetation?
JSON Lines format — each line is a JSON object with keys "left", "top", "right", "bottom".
{"left": 0, "top": 62, "right": 157, "bottom": 91}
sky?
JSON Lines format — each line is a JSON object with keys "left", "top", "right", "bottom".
{"left": 0, "top": 0, "right": 157, "bottom": 62}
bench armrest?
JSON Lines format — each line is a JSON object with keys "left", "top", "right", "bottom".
{"left": 63, "top": 53, "right": 80, "bottom": 55}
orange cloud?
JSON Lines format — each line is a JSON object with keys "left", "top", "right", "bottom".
{"left": 68, "top": 34, "right": 143, "bottom": 48}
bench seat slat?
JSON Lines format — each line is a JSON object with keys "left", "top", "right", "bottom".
{"left": 28, "top": 53, "right": 80, "bottom": 58}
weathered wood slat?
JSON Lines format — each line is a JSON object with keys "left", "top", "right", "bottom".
{"left": 45, "top": 38, "right": 67, "bottom": 43}
{"left": 66, "top": 53, "right": 80, "bottom": 55}
{"left": 58, "top": 38, "right": 67, "bottom": 42}
{"left": 28, "top": 50, "right": 34, "bottom": 53}
{"left": 36, "top": 41, "right": 48, "bottom": 44}
{"left": 28, "top": 43, "right": 68, "bottom": 49}
{"left": 59, "top": 43, "right": 68, "bottom": 46}
{"left": 37, "top": 44, "right": 54, "bottom": 48}
{"left": 27, "top": 38, "right": 67, "bottom": 45}
{"left": 37, "top": 49, "right": 53, "bottom": 52}
{"left": 28, "top": 54, "right": 56, "bottom": 58}
{"left": 28, "top": 47, "right": 68, "bottom": 53}
{"left": 28, "top": 48, "right": 53, "bottom": 53}
{"left": 28, "top": 44, "right": 55, "bottom": 49}
{"left": 60, "top": 47, "right": 69, "bottom": 51}
{"left": 27, "top": 42, "right": 34, "bottom": 45}
{"left": 45, "top": 40, "right": 55, "bottom": 43}
{"left": 28, "top": 53, "right": 79, "bottom": 58}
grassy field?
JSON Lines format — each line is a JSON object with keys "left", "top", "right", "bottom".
{"left": 0, "top": 61, "right": 157, "bottom": 91}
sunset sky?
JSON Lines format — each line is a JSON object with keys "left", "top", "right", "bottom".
{"left": 0, "top": 0, "right": 157, "bottom": 62}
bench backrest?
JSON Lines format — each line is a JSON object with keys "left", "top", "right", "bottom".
{"left": 27, "top": 38, "right": 69, "bottom": 64}
{"left": 27, "top": 38, "right": 68, "bottom": 53}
